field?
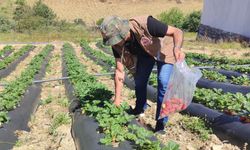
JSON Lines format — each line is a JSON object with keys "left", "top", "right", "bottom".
{"left": 0, "top": 0, "right": 250, "bottom": 150}
{"left": 0, "top": 41, "right": 248, "bottom": 150}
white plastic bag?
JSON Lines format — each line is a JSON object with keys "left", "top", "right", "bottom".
{"left": 159, "top": 61, "right": 202, "bottom": 119}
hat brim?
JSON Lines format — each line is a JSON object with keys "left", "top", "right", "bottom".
{"left": 103, "top": 20, "right": 130, "bottom": 46}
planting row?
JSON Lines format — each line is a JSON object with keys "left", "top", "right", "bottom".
{"left": 219, "top": 65, "right": 250, "bottom": 74}
{"left": 0, "top": 45, "right": 35, "bottom": 70}
{"left": 0, "top": 45, "right": 14, "bottom": 60}
{"left": 0, "top": 45, "right": 53, "bottom": 125}
{"left": 186, "top": 52, "right": 250, "bottom": 65}
{"left": 63, "top": 43, "right": 180, "bottom": 149}
{"left": 201, "top": 69, "right": 250, "bottom": 86}
{"left": 81, "top": 40, "right": 115, "bottom": 67}
{"left": 86, "top": 40, "right": 250, "bottom": 121}
{"left": 194, "top": 88, "right": 250, "bottom": 116}
{"left": 202, "top": 69, "right": 250, "bottom": 86}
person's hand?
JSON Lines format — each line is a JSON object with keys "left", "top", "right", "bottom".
{"left": 113, "top": 100, "right": 121, "bottom": 107}
{"left": 174, "top": 48, "right": 185, "bottom": 62}
{"left": 111, "top": 96, "right": 121, "bottom": 107}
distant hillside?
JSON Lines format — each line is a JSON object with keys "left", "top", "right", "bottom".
{"left": 26, "top": 0, "right": 203, "bottom": 25}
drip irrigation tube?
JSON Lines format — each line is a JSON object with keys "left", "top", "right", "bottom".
{"left": 0, "top": 49, "right": 53, "bottom": 150}
{"left": 0, "top": 73, "right": 116, "bottom": 86}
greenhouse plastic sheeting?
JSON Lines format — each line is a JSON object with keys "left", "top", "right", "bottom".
{"left": 201, "top": 0, "right": 250, "bottom": 37}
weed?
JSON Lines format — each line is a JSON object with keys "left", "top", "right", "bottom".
{"left": 179, "top": 115, "right": 212, "bottom": 141}
{"left": 57, "top": 98, "right": 69, "bottom": 107}
{"left": 45, "top": 108, "right": 54, "bottom": 118}
{"left": 40, "top": 95, "right": 53, "bottom": 105}
{"left": 15, "top": 140, "right": 22, "bottom": 147}
{"left": 48, "top": 113, "right": 71, "bottom": 135}
{"left": 243, "top": 52, "right": 250, "bottom": 57}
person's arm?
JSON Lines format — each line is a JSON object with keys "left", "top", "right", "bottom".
{"left": 147, "top": 16, "right": 185, "bottom": 61}
{"left": 166, "top": 25, "right": 185, "bottom": 61}
{"left": 114, "top": 58, "right": 125, "bottom": 106}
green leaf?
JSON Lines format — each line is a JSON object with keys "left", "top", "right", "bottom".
{"left": 163, "top": 141, "right": 180, "bottom": 150}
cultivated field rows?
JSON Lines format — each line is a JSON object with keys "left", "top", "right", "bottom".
{"left": 0, "top": 42, "right": 249, "bottom": 150}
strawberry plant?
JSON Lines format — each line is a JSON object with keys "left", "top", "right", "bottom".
{"left": 185, "top": 57, "right": 210, "bottom": 66}
{"left": 231, "top": 74, "right": 250, "bottom": 86}
{"left": 0, "top": 111, "right": 9, "bottom": 127}
{"left": 0, "top": 44, "right": 53, "bottom": 124}
{"left": 149, "top": 73, "right": 157, "bottom": 88}
{"left": 201, "top": 69, "right": 227, "bottom": 82}
{"left": 201, "top": 69, "right": 250, "bottom": 86}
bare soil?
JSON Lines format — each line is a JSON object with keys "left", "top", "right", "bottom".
{"left": 13, "top": 43, "right": 75, "bottom": 150}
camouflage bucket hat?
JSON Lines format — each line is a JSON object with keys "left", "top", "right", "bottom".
{"left": 99, "top": 16, "right": 130, "bottom": 46}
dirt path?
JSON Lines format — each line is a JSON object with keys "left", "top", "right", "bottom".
{"left": 13, "top": 43, "right": 75, "bottom": 150}
{"left": 85, "top": 42, "right": 246, "bottom": 150}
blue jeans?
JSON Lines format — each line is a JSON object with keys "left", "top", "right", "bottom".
{"left": 134, "top": 54, "right": 173, "bottom": 124}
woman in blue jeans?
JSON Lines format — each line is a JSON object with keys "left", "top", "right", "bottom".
{"left": 100, "top": 15, "right": 185, "bottom": 132}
